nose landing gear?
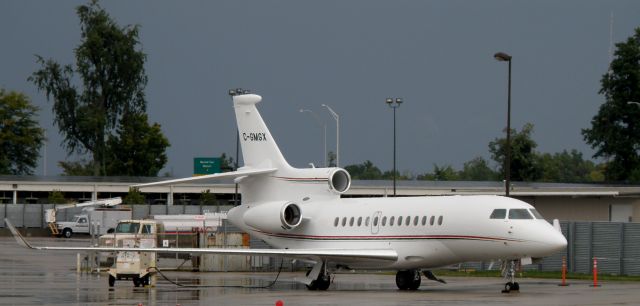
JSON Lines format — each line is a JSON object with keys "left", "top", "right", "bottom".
{"left": 501, "top": 260, "right": 520, "bottom": 293}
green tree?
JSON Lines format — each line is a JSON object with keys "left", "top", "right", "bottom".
{"left": 417, "top": 164, "right": 459, "bottom": 181}
{"left": 328, "top": 151, "right": 337, "bottom": 167}
{"left": 220, "top": 153, "right": 235, "bottom": 172}
{"left": 29, "top": 0, "right": 148, "bottom": 176}
{"left": 105, "top": 112, "right": 169, "bottom": 176}
{"left": 200, "top": 189, "right": 218, "bottom": 210}
{"left": 344, "top": 160, "right": 382, "bottom": 179}
{"left": 382, "top": 170, "right": 413, "bottom": 180}
{"left": 48, "top": 190, "right": 67, "bottom": 204}
{"left": 489, "top": 123, "right": 541, "bottom": 182}
{"left": 536, "top": 150, "right": 598, "bottom": 183}
{"left": 58, "top": 159, "right": 93, "bottom": 176}
{"left": 458, "top": 157, "right": 498, "bottom": 181}
{"left": 583, "top": 28, "right": 640, "bottom": 181}
{"left": 0, "top": 89, "right": 45, "bottom": 175}
{"left": 123, "top": 187, "right": 145, "bottom": 205}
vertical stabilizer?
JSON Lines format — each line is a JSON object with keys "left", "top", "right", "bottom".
{"left": 233, "top": 94, "right": 291, "bottom": 169}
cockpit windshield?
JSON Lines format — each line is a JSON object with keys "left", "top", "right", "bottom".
{"left": 508, "top": 209, "right": 533, "bottom": 219}
{"left": 529, "top": 209, "right": 544, "bottom": 219}
{"left": 115, "top": 222, "right": 140, "bottom": 234}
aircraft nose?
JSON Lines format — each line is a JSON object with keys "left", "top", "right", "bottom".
{"left": 546, "top": 228, "right": 568, "bottom": 253}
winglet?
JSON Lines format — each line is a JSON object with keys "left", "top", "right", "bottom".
{"left": 4, "top": 218, "right": 34, "bottom": 249}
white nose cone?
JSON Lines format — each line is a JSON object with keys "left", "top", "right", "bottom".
{"left": 547, "top": 227, "right": 568, "bottom": 254}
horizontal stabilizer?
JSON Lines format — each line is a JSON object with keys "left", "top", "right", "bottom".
{"left": 132, "top": 167, "right": 277, "bottom": 188}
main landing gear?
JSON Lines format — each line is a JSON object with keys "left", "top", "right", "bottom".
{"left": 395, "top": 270, "right": 446, "bottom": 290}
{"left": 501, "top": 260, "right": 520, "bottom": 293}
{"left": 305, "top": 261, "right": 331, "bottom": 291}
{"left": 395, "top": 269, "right": 421, "bottom": 290}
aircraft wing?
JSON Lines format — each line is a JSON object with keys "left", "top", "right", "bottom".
{"left": 132, "top": 167, "right": 277, "bottom": 188}
{"left": 5, "top": 219, "right": 397, "bottom": 263}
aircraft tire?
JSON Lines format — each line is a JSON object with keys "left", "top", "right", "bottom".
{"left": 502, "top": 282, "right": 513, "bottom": 293}
{"left": 512, "top": 282, "right": 520, "bottom": 291}
{"left": 133, "top": 277, "right": 141, "bottom": 287}
{"left": 316, "top": 275, "right": 331, "bottom": 291}
{"left": 396, "top": 270, "right": 421, "bottom": 290}
{"left": 108, "top": 275, "right": 115, "bottom": 287}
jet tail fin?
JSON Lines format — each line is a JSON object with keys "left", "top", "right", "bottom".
{"left": 233, "top": 94, "right": 291, "bottom": 169}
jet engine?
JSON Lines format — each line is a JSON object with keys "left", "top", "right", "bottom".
{"left": 328, "top": 168, "right": 351, "bottom": 194}
{"left": 243, "top": 201, "right": 303, "bottom": 231}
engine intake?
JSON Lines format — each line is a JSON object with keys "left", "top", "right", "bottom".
{"left": 243, "top": 201, "right": 303, "bottom": 232}
{"left": 329, "top": 168, "right": 351, "bottom": 194}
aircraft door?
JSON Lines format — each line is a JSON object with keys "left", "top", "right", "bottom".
{"left": 371, "top": 211, "right": 382, "bottom": 234}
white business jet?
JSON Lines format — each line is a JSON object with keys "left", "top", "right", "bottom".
{"left": 6, "top": 93, "right": 567, "bottom": 293}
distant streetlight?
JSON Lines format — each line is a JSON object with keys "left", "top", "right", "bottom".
{"left": 228, "top": 88, "right": 249, "bottom": 205}
{"left": 300, "top": 109, "right": 327, "bottom": 167}
{"left": 386, "top": 98, "right": 402, "bottom": 197}
{"left": 494, "top": 51, "right": 512, "bottom": 197}
{"left": 322, "top": 104, "right": 340, "bottom": 167}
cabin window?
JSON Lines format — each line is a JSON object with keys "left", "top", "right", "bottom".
{"left": 357, "top": 216, "right": 363, "bottom": 226}
{"left": 529, "top": 209, "right": 544, "bottom": 219}
{"left": 382, "top": 216, "right": 387, "bottom": 226}
{"left": 430, "top": 216, "right": 435, "bottom": 226}
{"left": 334, "top": 217, "right": 339, "bottom": 227}
{"left": 405, "top": 216, "right": 411, "bottom": 226}
{"left": 413, "top": 216, "right": 419, "bottom": 226}
{"left": 373, "top": 216, "right": 379, "bottom": 226}
{"left": 509, "top": 209, "right": 533, "bottom": 219}
{"left": 421, "top": 216, "right": 427, "bottom": 226}
{"left": 349, "top": 217, "right": 354, "bottom": 226}
{"left": 342, "top": 217, "right": 347, "bottom": 227}
{"left": 398, "top": 216, "right": 403, "bottom": 226}
{"left": 365, "top": 216, "right": 370, "bottom": 226}
{"left": 390, "top": 216, "right": 395, "bottom": 226}
{"left": 438, "top": 215, "right": 443, "bottom": 225}
{"left": 490, "top": 209, "right": 507, "bottom": 219}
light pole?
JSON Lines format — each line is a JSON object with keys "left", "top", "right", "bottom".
{"left": 386, "top": 98, "right": 402, "bottom": 197}
{"left": 322, "top": 104, "right": 340, "bottom": 167}
{"left": 300, "top": 109, "right": 327, "bottom": 167}
{"left": 494, "top": 51, "right": 512, "bottom": 197}
{"left": 228, "top": 88, "right": 249, "bottom": 205}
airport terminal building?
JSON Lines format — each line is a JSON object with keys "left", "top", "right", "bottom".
{"left": 1, "top": 175, "right": 639, "bottom": 223}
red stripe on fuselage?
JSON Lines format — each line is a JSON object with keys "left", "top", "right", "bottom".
{"left": 251, "top": 229, "right": 523, "bottom": 242}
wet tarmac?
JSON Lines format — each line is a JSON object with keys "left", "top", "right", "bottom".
{"left": 0, "top": 236, "right": 637, "bottom": 305}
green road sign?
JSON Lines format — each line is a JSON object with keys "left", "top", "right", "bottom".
{"left": 194, "top": 157, "right": 221, "bottom": 175}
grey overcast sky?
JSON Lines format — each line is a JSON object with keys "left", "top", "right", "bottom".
{"left": 2, "top": 0, "right": 640, "bottom": 177}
